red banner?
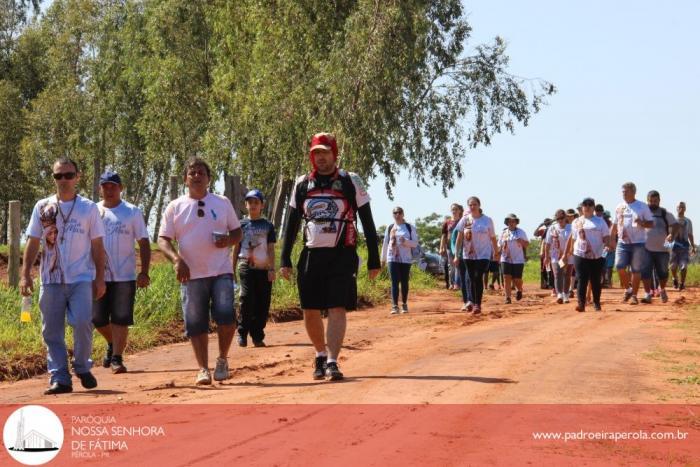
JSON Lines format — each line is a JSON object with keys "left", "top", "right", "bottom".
{"left": 2, "top": 404, "right": 698, "bottom": 466}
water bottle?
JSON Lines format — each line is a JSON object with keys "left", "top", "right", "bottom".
{"left": 20, "top": 296, "right": 32, "bottom": 323}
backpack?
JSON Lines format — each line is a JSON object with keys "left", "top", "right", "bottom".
{"left": 387, "top": 223, "right": 421, "bottom": 262}
{"left": 655, "top": 207, "right": 670, "bottom": 234}
{"left": 294, "top": 170, "right": 359, "bottom": 247}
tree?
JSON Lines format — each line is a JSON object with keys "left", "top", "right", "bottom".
{"left": 208, "top": 0, "right": 555, "bottom": 200}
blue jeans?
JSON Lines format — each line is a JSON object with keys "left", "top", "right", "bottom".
{"left": 615, "top": 243, "right": 649, "bottom": 273}
{"left": 458, "top": 259, "right": 474, "bottom": 304}
{"left": 180, "top": 274, "right": 235, "bottom": 337}
{"left": 389, "top": 262, "right": 412, "bottom": 306}
{"left": 39, "top": 282, "right": 94, "bottom": 385}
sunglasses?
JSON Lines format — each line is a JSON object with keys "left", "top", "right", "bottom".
{"left": 53, "top": 172, "right": 77, "bottom": 180}
{"left": 556, "top": 217, "right": 566, "bottom": 221}
{"left": 392, "top": 211, "right": 403, "bottom": 215}
{"left": 197, "top": 200, "right": 205, "bottom": 217}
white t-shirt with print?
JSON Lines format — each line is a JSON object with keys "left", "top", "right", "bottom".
{"left": 159, "top": 192, "right": 241, "bottom": 280}
{"left": 98, "top": 200, "right": 149, "bottom": 282}
{"left": 27, "top": 195, "right": 105, "bottom": 284}
{"left": 381, "top": 223, "right": 419, "bottom": 264}
{"left": 455, "top": 214, "right": 495, "bottom": 261}
{"left": 572, "top": 216, "right": 609, "bottom": 259}
{"left": 498, "top": 227, "right": 529, "bottom": 264}
{"left": 614, "top": 200, "right": 652, "bottom": 245}
{"left": 545, "top": 223, "right": 572, "bottom": 263}
{"left": 289, "top": 171, "right": 370, "bottom": 249}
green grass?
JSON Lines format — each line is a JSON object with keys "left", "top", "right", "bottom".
{"left": 0, "top": 243, "right": 437, "bottom": 381}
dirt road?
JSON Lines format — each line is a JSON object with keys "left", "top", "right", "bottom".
{"left": 1, "top": 285, "right": 697, "bottom": 405}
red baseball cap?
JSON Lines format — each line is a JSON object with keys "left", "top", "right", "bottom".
{"left": 309, "top": 133, "right": 338, "bottom": 159}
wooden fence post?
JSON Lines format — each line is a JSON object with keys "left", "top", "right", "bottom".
{"left": 7, "top": 200, "right": 21, "bottom": 288}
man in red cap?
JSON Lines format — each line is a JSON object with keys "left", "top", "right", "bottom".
{"left": 280, "top": 132, "right": 380, "bottom": 381}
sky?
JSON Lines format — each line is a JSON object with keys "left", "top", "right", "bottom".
{"left": 368, "top": 0, "right": 700, "bottom": 234}
{"left": 37, "top": 0, "right": 700, "bottom": 236}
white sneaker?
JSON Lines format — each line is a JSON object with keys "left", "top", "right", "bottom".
{"left": 461, "top": 303, "right": 469, "bottom": 311}
{"left": 563, "top": 295, "right": 570, "bottom": 304}
{"left": 214, "top": 357, "right": 229, "bottom": 381}
{"left": 401, "top": 303, "right": 409, "bottom": 314}
{"left": 390, "top": 305, "right": 400, "bottom": 315}
{"left": 195, "top": 368, "right": 212, "bottom": 385}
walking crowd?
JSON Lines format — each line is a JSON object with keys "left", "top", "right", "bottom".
{"left": 17, "top": 133, "right": 695, "bottom": 395}
{"left": 431, "top": 182, "right": 695, "bottom": 315}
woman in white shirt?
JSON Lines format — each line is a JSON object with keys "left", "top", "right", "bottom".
{"left": 453, "top": 197, "right": 499, "bottom": 314}
{"left": 381, "top": 207, "right": 419, "bottom": 314}
{"left": 563, "top": 198, "right": 611, "bottom": 312}
{"left": 545, "top": 209, "right": 573, "bottom": 304}
{"left": 498, "top": 214, "right": 529, "bottom": 304}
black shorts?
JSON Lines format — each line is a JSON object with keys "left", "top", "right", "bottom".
{"left": 92, "top": 281, "right": 136, "bottom": 327}
{"left": 297, "top": 247, "right": 358, "bottom": 310}
{"left": 501, "top": 263, "right": 525, "bottom": 279}
{"left": 489, "top": 261, "right": 501, "bottom": 273}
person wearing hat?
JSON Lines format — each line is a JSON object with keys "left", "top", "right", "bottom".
{"left": 158, "top": 157, "right": 242, "bottom": 385}
{"left": 562, "top": 198, "right": 611, "bottom": 312}
{"left": 93, "top": 170, "right": 151, "bottom": 374}
{"left": 20, "top": 158, "right": 106, "bottom": 395}
{"left": 499, "top": 213, "right": 529, "bottom": 304}
{"left": 280, "top": 132, "right": 380, "bottom": 381}
{"left": 233, "top": 189, "right": 276, "bottom": 347}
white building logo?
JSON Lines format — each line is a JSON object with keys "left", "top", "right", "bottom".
{"left": 3, "top": 406, "right": 64, "bottom": 465}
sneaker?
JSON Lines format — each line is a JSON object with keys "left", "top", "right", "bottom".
{"left": 195, "top": 368, "right": 212, "bottom": 385}
{"left": 576, "top": 304, "right": 585, "bottom": 312}
{"left": 569, "top": 290, "right": 575, "bottom": 299}
{"left": 679, "top": 283, "right": 685, "bottom": 291}
{"left": 461, "top": 303, "right": 469, "bottom": 311}
{"left": 563, "top": 296, "right": 570, "bottom": 304}
{"left": 672, "top": 278, "right": 679, "bottom": 289}
{"left": 473, "top": 305, "right": 482, "bottom": 315}
{"left": 102, "top": 344, "right": 113, "bottom": 368}
{"left": 401, "top": 303, "right": 409, "bottom": 314}
{"left": 325, "top": 361, "right": 344, "bottom": 381}
{"left": 594, "top": 304, "right": 602, "bottom": 312}
{"left": 640, "top": 295, "right": 653, "bottom": 304}
{"left": 110, "top": 355, "right": 127, "bottom": 374}
{"left": 44, "top": 382, "right": 73, "bottom": 395}
{"left": 551, "top": 290, "right": 557, "bottom": 297}
{"left": 76, "top": 371, "right": 97, "bottom": 389}
{"left": 504, "top": 297, "right": 512, "bottom": 305}
{"left": 629, "top": 296, "right": 639, "bottom": 305}
{"left": 556, "top": 294, "right": 563, "bottom": 305}
{"left": 214, "top": 357, "right": 229, "bottom": 381}
{"left": 660, "top": 290, "right": 668, "bottom": 303}
{"left": 253, "top": 340, "right": 266, "bottom": 347}
{"left": 390, "top": 305, "right": 400, "bottom": 315}
{"left": 623, "top": 290, "right": 633, "bottom": 302}
{"left": 313, "top": 356, "right": 327, "bottom": 380}
{"left": 237, "top": 334, "right": 248, "bottom": 347}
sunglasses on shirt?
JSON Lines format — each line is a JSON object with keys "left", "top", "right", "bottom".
{"left": 197, "top": 200, "right": 205, "bottom": 217}
{"left": 52, "top": 172, "right": 77, "bottom": 180}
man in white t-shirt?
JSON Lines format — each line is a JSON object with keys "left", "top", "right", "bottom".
{"left": 93, "top": 171, "right": 151, "bottom": 374}
{"left": 20, "top": 158, "right": 107, "bottom": 395}
{"left": 158, "top": 157, "right": 242, "bottom": 385}
{"left": 610, "top": 182, "right": 654, "bottom": 305}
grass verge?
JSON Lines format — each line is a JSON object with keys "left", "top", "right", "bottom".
{"left": 0, "top": 244, "right": 437, "bottom": 381}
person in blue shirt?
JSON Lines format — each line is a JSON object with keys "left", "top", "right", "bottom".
{"left": 233, "top": 190, "right": 276, "bottom": 348}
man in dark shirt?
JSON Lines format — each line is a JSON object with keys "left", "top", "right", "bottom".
{"left": 280, "top": 133, "right": 380, "bottom": 381}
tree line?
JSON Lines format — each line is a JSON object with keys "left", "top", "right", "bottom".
{"left": 0, "top": 0, "right": 555, "bottom": 241}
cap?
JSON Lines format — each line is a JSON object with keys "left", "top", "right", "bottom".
{"left": 99, "top": 171, "right": 122, "bottom": 185}
{"left": 244, "top": 189, "right": 264, "bottom": 203}
{"left": 309, "top": 133, "right": 338, "bottom": 158}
